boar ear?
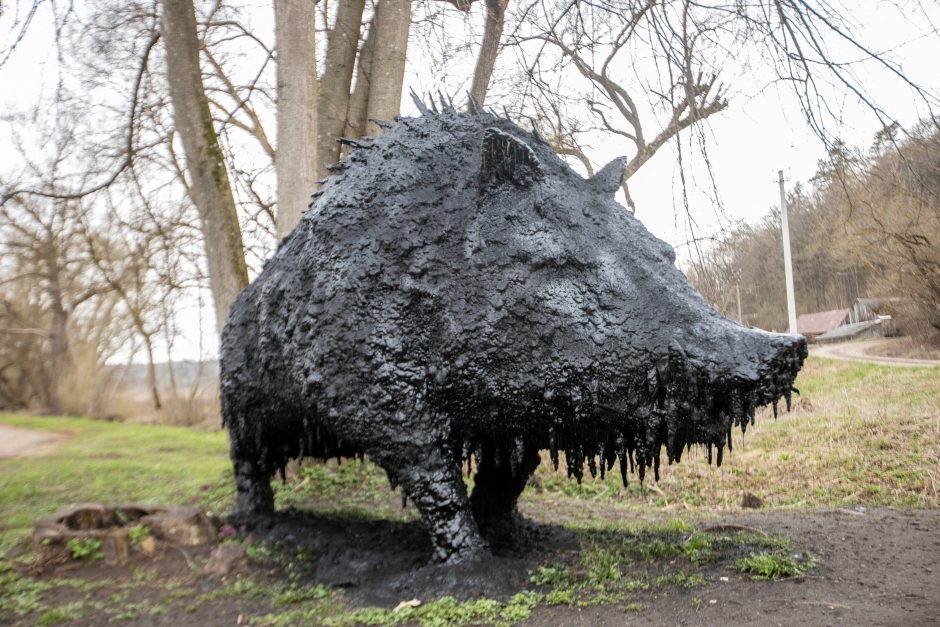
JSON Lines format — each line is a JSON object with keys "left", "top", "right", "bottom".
{"left": 480, "top": 128, "right": 543, "bottom": 188}
{"left": 591, "top": 156, "right": 628, "bottom": 195}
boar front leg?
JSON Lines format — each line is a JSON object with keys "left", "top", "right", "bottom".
{"left": 378, "top": 431, "right": 485, "bottom": 563}
{"left": 402, "top": 452, "right": 486, "bottom": 563}
{"left": 232, "top": 456, "right": 274, "bottom": 516}
{"left": 470, "top": 441, "right": 541, "bottom": 547}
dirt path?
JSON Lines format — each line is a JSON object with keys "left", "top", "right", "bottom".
{"left": 811, "top": 339, "right": 940, "bottom": 367}
{"left": 0, "top": 424, "right": 66, "bottom": 459}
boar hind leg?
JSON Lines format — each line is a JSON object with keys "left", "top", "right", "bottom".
{"left": 232, "top": 457, "right": 274, "bottom": 516}
{"left": 393, "top": 449, "right": 485, "bottom": 563}
{"left": 470, "top": 442, "right": 541, "bottom": 547}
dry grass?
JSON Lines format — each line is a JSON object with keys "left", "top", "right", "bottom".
{"left": 865, "top": 336, "right": 940, "bottom": 361}
{"left": 527, "top": 356, "right": 940, "bottom": 511}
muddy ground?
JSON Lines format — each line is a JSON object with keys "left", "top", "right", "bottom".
{"left": 527, "top": 506, "right": 940, "bottom": 626}
{"left": 19, "top": 505, "right": 939, "bottom": 626}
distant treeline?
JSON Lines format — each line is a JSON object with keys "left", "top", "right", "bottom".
{"left": 688, "top": 119, "right": 940, "bottom": 341}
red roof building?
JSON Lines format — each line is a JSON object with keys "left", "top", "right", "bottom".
{"left": 796, "top": 309, "right": 849, "bottom": 338}
{"left": 796, "top": 299, "right": 893, "bottom": 341}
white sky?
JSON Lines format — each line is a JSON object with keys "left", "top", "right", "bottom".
{"left": 2, "top": 1, "right": 938, "bottom": 362}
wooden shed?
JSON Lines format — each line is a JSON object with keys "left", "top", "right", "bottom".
{"left": 797, "top": 299, "right": 896, "bottom": 342}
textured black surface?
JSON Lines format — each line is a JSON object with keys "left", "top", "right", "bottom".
{"left": 220, "top": 101, "right": 807, "bottom": 562}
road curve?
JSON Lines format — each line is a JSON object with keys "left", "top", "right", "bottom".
{"left": 811, "top": 339, "right": 940, "bottom": 367}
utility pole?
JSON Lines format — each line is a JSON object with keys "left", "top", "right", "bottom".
{"left": 736, "top": 283, "right": 743, "bottom": 325}
{"left": 779, "top": 170, "right": 798, "bottom": 334}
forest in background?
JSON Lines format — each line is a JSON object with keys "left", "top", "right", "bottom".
{"left": 689, "top": 120, "right": 940, "bottom": 343}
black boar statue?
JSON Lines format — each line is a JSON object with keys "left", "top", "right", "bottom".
{"left": 221, "top": 97, "right": 807, "bottom": 563}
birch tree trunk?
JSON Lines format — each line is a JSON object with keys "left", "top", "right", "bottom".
{"left": 364, "top": 0, "right": 412, "bottom": 133}
{"left": 160, "top": 0, "right": 249, "bottom": 333}
{"left": 274, "top": 0, "right": 319, "bottom": 240}
{"left": 318, "top": 0, "right": 366, "bottom": 178}
{"left": 468, "top": 0, "right": 508, "bottom": 108}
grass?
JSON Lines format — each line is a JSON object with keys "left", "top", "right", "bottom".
{"left": 273, "top": 457, "right": 411, "bottom": 522}
{"left": 67, "top": 538, "right": 104, "bottom": 561}
{"left": 526, "top": 357, "right": 940, "bottom": 511}
{"left": 735, "top": 551, "right": 814, "bottom": 580}
{"left": 0, "top": 414, "right": 232, "bottom": 553}
{"left": 558, "top": 518, "right": 793, "bottom": 598}
{"left": 323, "top": 592, "right": 542, "bottom": 627}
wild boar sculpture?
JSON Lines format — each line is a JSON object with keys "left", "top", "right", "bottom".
{"left": 220, "top": 97, "right": 807, "bottom": 563}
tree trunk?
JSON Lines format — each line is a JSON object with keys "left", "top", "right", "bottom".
{"left": 142, "top": 333, "right": 163, "bottom": 411}
{"left": 468, "top": 0, "right": 508, "bottom": 108}
{"left": 344, "top": 19, "right": 377, "bottom": 143}
{"left": 274, "top": 0, "right": 319, "bottom": 240}
{"left": 364, "top": 0, "right": 412, "bottom": 133}
{"left": 160, "top": 0, "right": 249, "bottom": 334}
{"left": 46, "top": 248, "right": 68, "bottom": 415}
{"left": 318, "top": 0, "right": 366, "bottom": 179}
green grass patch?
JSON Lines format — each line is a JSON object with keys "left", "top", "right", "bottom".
{"left": 67, "top": 538, "right": 104, "bottom": 561}
{"left": 0, "top": 565, "right": 53, "bottom": 620}
{"left": 35, "top": 601, "right": 100, "bottom": 626}
{"left": 319, "top": 592, "right": 541, "bottom": 627}
{"left": 273, "top": 458, "right": 407, "bottom": 521}
{"left": 0, "top": 414, "right": 232, "bottom": 554}
{"left": 651, "top": 571, "right": 707, "bottom": 588}
{"left": 529, "top": 564, "right": 572, "bottom": 587}
{"left": 521, "top": 522, "right": 802, "bottom": 613}
{"left": 128, "top": 524, "right": 150, "bottom": 544}
{"left": 734, "top": 551, "right": 814, "bottom": 580}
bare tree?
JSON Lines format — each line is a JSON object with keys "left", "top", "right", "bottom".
{"left": 318, "top": 0, "right": 368, "bottom": 179}
{"left": 504, "top": 0, "right": 937, "bottom": 214}
{"left": 345, "top": 17, "right": 378, "bottom": 142}
{"left": 0, "top": 187, "right": 126, "bottom": 414}
{"left": 432, "top": 0, "right": 513, "bottom": 108}
{"left": 843, "top": 121, "right": 940, "bottom": 337}
{"left": 160, "top": 0, "right": 249, "bottom": 331}
{"left": 274, "top": 0, "right": 320, "bottom": 239}
{"left": 468, "top": 0, "right": 509, "bottom": 107}
{"left": 79, "top": 210, "right": 178, "bottom": 412}
{"left": 364, "top": 0, "right": 413, "bottom": 133}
